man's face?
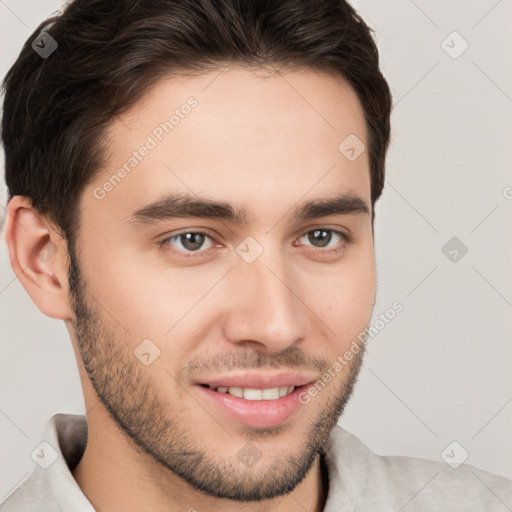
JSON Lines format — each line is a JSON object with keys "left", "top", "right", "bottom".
{"left": 67, "top": 66, "right": 376, "bottom": 500}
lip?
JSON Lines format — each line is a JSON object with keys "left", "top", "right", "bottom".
{"left": 196, "top": 371, "right": 317, "bottom": 390}
{"left": 194, "top": 383, "right": 313, "bottom": 428}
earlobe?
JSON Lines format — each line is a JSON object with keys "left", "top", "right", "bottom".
{"left": 3, "top": 196, "right": 74, "bottom": 321}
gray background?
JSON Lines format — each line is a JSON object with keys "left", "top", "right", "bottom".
{"left": 1, "top": 0, "right": 511, "bottom": 500}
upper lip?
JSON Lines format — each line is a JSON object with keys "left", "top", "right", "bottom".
{"left": 196, "top": 372, "right": 317, "bottom": 389}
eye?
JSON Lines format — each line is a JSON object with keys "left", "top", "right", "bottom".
{"left": 162, "top": 231, "right": 215, "bottom": 254}
{"left": 297, "top": 228, "right": 350, "bottom": 252}
{"left": 161, "top": 227, "right": 351, "bottom": 258}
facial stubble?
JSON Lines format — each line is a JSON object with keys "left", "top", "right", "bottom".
{"left": 66, "top": 239, "right": 367, "bottom": 501}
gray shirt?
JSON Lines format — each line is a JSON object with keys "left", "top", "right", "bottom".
{"left": 1, "top": 413, "right": 511, "bottom": 511}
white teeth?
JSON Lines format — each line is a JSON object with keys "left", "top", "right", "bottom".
{"left": 261, "top": 388, "right": 280, "bottom": 400}
{"left": 244, "top": 388, "right": 263, "bottom": 400}
{"left": 212, "top": 385, "right": 296, "bottom": 400}
{"left": 227, "top": 386, "right": 244, "bottom": 398}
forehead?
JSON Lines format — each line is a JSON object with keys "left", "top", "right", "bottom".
{"left": 87, "top": 66, "right": 370, "bottom": 223}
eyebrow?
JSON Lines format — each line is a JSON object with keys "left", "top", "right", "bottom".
{"left": 128, "top": 191, "right": 370, "bottom": 227}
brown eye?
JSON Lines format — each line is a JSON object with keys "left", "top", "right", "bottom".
{"left": 308, "top": 229, "right": 332, "bottom": 248}
{"left": 299, "top": 229, "right": 347, "bottom": 250}
{"left": 163, "top": 231, "right": 214, "bottom": 253}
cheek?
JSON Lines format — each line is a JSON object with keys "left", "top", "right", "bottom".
{"left": 80, "top": 229, "right": 375, "bottom": 352}
{"left": 312, "top": 249, "right": 376, "bottom": 345}
{"left": 78, "top": 244, "right": 175, "bottom": 342}
{"left": 82, "top": 247, "right": 231, "bottom": 355}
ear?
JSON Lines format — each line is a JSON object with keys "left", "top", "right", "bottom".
{"left": 3, "top": 196, "right": 74, "bottom": 321}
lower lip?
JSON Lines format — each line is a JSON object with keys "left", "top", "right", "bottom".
{"left": 194, "top": 384, "right": 311, "bottom": 428}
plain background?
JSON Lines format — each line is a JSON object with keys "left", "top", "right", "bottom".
{"left": 1, "top": 0, "right": 511, "bottom": 501}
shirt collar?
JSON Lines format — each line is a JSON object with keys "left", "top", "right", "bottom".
{"left": 38, "top": 413, "right": 364, "bottom": 511}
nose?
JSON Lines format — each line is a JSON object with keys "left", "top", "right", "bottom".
{"left": 222, "top": 247, "right": 311, "bottom": 353}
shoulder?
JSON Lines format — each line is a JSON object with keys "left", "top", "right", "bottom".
{"left": 0, "top": 472, "right": 61, "bottom": 512}
{"left": 0, "top": 413, "right": 92, "bottom": 512}
{"left": 323, "top": 425, "right": 512, "bottom": 511}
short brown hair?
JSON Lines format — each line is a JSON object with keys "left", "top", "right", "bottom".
{"left": 2, "top": 0, "right": 392, "bottom": 245}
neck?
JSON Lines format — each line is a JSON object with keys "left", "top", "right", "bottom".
{"left": 72, "top": 407, "right": 328, "bottom": 512}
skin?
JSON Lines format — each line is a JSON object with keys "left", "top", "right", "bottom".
{"left": 4, "top": 66, "right": 376, "bottom": 512}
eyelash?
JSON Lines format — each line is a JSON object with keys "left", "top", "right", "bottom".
{"left": 160, "top": 227, "right": 353, "bottom": 259}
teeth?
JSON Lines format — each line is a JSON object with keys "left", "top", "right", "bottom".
{"left": 212, "top": 385, "right": 296, "bottom": 400}
{"left": 261, "top": 388, "right": 280, "bottom": 400}
{"left": 245, "top": 388, "right": 264, "bottom": 400}
{"left": 227, "top": 386, "right": 244, "bottom": 398}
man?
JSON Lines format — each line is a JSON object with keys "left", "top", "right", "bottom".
{"left": 1, "top": 0, "right": 511, "bottom": 510}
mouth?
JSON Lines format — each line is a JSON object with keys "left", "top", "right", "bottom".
{"left": 194, "top": 376, "right": 315, "bottom": 429}
{"left": 198, "top": 383, "right": 298, "bottom": 400}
